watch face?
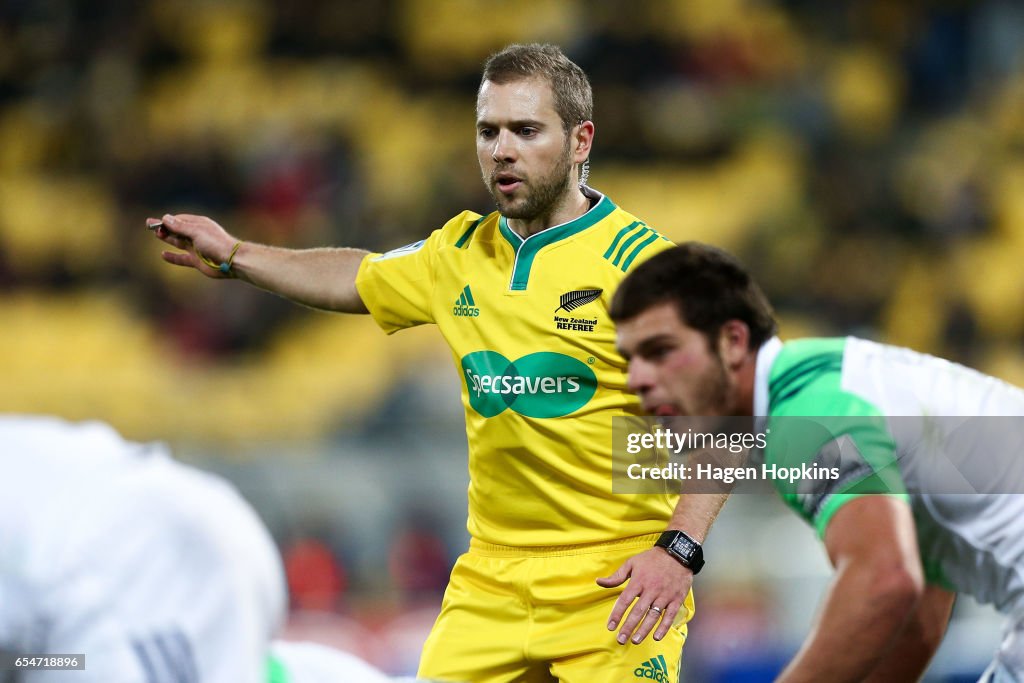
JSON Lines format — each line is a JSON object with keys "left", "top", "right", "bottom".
{"left": 671, "top": 536, "right": 696, "bottom": 558}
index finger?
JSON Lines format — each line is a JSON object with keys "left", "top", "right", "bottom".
{"left": 146, "top": 218, "right": 182, "bottom": 239}
{"left": 148, "top": 221, "right": 191, "bottom": 250}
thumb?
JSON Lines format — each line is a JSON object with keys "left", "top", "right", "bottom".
{"left": 596, "top": 561, "right": 631, "bottom": 588}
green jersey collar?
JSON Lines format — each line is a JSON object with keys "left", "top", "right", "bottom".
{"left": 498, "top": 188, "right": 617, "bottom": 291}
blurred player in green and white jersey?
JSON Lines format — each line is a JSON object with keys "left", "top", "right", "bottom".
{"left": 0, "top": 415, "right": 286, "bottom": 682}
{"left": 150, "top": 43, "right": 725, "bottom": 682}
{"left": 0, "top": 414, "right": 451, "bottom": 683}
{"left": 269, "top": 641, "right": 427, "bottom": 683}
{"left": 612, "top": 243, "right": 1024, "bottom": 683}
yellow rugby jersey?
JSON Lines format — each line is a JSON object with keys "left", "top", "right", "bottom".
{"left": 356, "top": 190, "right": 677, "bottom": 546}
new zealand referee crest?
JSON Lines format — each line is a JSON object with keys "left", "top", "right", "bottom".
{"left": 554, "top": 289, "right": 602, "bottom": 332}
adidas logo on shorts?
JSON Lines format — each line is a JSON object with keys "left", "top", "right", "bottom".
{"left": 634, "top": 654, "right": 671, "bottom": 681}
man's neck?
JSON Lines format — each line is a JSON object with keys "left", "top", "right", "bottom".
{"left": 506, "top": 187, "right": 591, "bottom": 238}
{"left": 734, "top": 353, "right": 758, "bottom": 417}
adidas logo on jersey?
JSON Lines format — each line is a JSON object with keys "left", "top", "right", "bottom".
{"left": 634, "top": 655, "right": 671, "bottom": 682}
{"left": 453, "top": 285, "right": 480, "bottom": 317}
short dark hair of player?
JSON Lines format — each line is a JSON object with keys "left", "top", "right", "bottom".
{"left": 610, "top": 242, "right": 779, "bottom": 351}
{"left": 480, "top": 43, "right": 593, "bottom": 133}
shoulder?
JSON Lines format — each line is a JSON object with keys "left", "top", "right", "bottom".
{"left": 366, "top": 210, "right": 493, "bottom": 263}
{"left": 581, "top": 194, "right": 673, "bottom": 272}
{"left": 0, "top": 415, "right": 144, "bottom": 463}
{"left": 768, "top": 338, "right": 848, "bottom": 411}
{"left": 434, "top": 209, "right": 493, "bottom": 248}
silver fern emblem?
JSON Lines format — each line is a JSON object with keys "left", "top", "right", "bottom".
{"left": 555, "top": 289, "right": 603, "bottom": 313}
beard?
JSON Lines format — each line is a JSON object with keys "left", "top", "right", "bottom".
{"left": 485, "top": 145, "right": 575, "bottom": 221}
{"left": 690, "top": 352, "right": 732, "bottom": 418}
{"left": 661, "top": 352, "right": 735, "bottom": 444}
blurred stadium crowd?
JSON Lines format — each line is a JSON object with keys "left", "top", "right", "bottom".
{"left": 4, "top": 0, "right": 1024, "bottom": 440}
{"left": 2, "top": 0, "right": 1023, "bottom": 679}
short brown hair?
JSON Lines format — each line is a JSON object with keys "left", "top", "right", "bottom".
{"left": 611, "top": 243, "right": 778, "bottom": 350}
{"left": 480, "top": 43, "right": 593, "bottom": 132}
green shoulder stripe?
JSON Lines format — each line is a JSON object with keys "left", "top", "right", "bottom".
{"left": 602, "top": 222, "right": 670, "bottom": 271}
{"left": 603, "top": 221, "right": 642, "bottom": 259}
{"left": 620, "top": 233, "right": 663, "bottom": 271}
{"left": 454, "top": 216, "right": 485, "bottom": 248}
{"left": 769, "top": 352, "right": 844, "bottom": 407}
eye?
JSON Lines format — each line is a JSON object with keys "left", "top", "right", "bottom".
{"left": 518, "top": 127, "right": 538, "bottom": 138}
{"left": 644, "top": 344, "right": 672, "bottom": 362}
{"left": 478, "top": 128, "right": 495, "bottom": 140}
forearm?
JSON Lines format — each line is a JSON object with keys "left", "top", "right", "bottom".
{"left": 232, "top": 243, "right": 370, "bottom": 313}
{"left": 863, "top": 585, "right": 954, "bottom": 683}
{"left": 776, "top": 563, "right": 921, "bottom": 683}
{"left": 155, "top": 214, "right": 372, "bottom": 313}
{"left": 667, "top": 492, "right": 727, "bottom": 541}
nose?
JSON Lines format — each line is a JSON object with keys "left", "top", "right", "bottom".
{"left": 627, "top": 359, "right": 654, "bottom": 397}
{"left": 492, "top": 129, "right": 516, "bottom": 163}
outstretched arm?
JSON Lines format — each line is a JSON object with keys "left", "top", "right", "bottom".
{"left": 776, "top": 496, "right": 925, "bottom": 683}
{"left": 150, "top": 213, "right": 369, "bottom": 314}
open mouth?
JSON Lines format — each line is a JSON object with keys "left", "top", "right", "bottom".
{"left": 494, "top": 173, "right": 523, "bottom": 194}
{"left": 651, "top": 404, "right": 681, "bottom": 417}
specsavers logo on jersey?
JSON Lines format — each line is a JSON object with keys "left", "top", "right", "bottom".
{"left": 461, "top": 351, "right": 597, "bottom": 418}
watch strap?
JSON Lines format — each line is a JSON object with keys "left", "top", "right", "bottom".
{"left": 655, "top": 529, "right": 705, "bottom": 574}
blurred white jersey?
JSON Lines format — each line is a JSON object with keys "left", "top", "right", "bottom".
{"left": 0, "top": 415, "right": 286, "bottom": 683}
{"left": 763, "top": 337, "right": 1024, "bottom": 681}
{"left": 840, "top": 337, "right": 1024, "bottom": 619}
{"left": 270, "top": 641, "right": 423, "bottom": 683}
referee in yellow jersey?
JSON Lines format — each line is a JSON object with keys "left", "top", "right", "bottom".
{"left": 150, "top": 43, "right": 726, "bottom": 683}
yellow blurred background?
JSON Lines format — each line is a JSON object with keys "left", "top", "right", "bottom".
{"left": 5, "top": 0, "right": 1024, "bottom": 445}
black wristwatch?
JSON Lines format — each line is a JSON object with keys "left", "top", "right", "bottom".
{"left": 655, "top": 530, "right": 705, "bottom": 574}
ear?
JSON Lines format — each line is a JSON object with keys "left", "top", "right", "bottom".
{"left": 573, "top": 120, "right": 595, "bottom": 165}
{"left": 717, "top": 320, "right": 750, "bottom": 370}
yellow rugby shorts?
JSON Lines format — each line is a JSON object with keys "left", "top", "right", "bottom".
{"left": 418, "top": 533, "right": 693, "bottom": 683}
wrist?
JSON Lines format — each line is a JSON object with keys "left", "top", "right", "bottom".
{"left": 654, "top": 529, "right": 705, "bottom": 574}
{"left": 196, "top": 239, "right": 243, "bottom": 276}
